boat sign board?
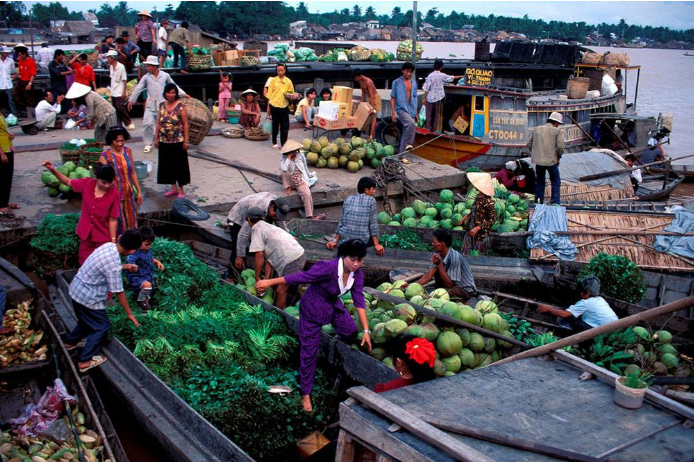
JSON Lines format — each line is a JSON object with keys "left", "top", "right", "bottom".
{"left": 465, "top": 68, "right": 494, "bottom": 86}
{"left": 488, "top": 110, "right": 527, "bottom": 143}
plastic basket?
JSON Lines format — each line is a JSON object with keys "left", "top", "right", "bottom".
{"left": 228, "top": 116, "right": 240, "bottom": 124}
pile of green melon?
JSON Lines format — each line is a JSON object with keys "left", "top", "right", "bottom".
{"left": 301, "top": 136, "right": 395, "bottom": 173}
{"left": 376, "top": 184, "right": 530, "bottom": 233}
{"left": 40, "top": 162, "right": 91, "bottom": 197}
{"left": 285, "top": 280, "right": 515, "bottom": 377}
{"left": 233, "top": 268, "right": 275, "bottom": 304}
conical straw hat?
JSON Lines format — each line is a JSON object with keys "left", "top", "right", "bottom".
{"left": 467, "top": 172, "right": 494, "bottom": 197}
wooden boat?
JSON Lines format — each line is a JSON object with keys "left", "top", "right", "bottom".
{"left": 53, "top": 267, "right": 398, "bottom": 462}
{"left": 0, "top": 258, "right": 128, "bottom": 462}
{"left": 411, "top": 61, "right": 641, "bottom": 170}
{"left": 337, "top": 352, "right": 694, "bottom": 462}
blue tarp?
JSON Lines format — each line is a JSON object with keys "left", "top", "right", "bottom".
{"left": 526, "top": 204, "right": 578, "bottom": 261}
{"left": 654, "top": 207, "right": 694, "bottom": 259}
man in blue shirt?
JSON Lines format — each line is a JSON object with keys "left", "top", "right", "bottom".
{"left": 390, "top": 62, "right": 418, "bottom": 155}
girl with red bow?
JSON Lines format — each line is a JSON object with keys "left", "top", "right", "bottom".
{"left": 375, "top": 334, "right": 437, "bottom": 392}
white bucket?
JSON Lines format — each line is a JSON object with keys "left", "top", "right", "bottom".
{"left": 142, "top": 160, "right": 153, "bottom": 173}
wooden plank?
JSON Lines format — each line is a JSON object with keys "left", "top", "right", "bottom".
{"left": 416, "top": 414, "right": 601, "bottom": 462}
{"left": 364, "top": 287, "right": 531, "bottom": 349}
{"left": 493, "top": 295, "right": 694, "bottom": 366}
{"left": 339, "top": 403, "right": 443, "bottom": 462}
{"left": 347, "top": 387, "right": 497, "bottom": 462}
{"left": 335, "top": 430, "right": 356, "bottom": 462}
{"left": 665, "top": 390, "right": 694, "bottom": 406}
{"left": 551, "top": 350, "right": 694, "bottom": 421}
{"left": 596, "top": 420, "right": 682, "bottom": 458}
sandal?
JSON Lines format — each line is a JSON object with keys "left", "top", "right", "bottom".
{"left": 143, "top": 145, "right": 152, "bottom": 153}
{"left": 272, "top": 144, "right": 281, "bottom": 149}
{"left": 78, "top": 355, "right": 108, "bottom": 373}
{"left": 177, "top": 193, "right": 185, "bottom": 199}
{"left": 7, "top": 204, "right": 19, "bottom": 210}
{"left": 164, "top": 190, "right": 178, "bottom": 197}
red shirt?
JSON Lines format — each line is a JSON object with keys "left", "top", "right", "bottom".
{"left": 18, "top": 57, "right": 36, "bottom": 81}
{"left": 71, "top": 62, "right": 95, "bottom": 87}
{"left": 494, "top": 169, "right": 517, "bottom": 190}
{"left": 71, "top": 178, "right": 120, "bottom": 242}
{"left": 374, "top": 377, "right": 414, "bottom": 393}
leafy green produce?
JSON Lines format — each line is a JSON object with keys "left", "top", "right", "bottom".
{"left": 579, "top": 252, "right": 645, "bottom": 303}
{"left": 107, "top": 238, "right": 335, "bottom": 460}
{"left": 29, "top": 213, "right": 80, "bottom": 254}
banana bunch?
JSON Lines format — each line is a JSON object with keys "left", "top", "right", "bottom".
{"left": 0, "top": 300, "right": 47, "bottom": 368}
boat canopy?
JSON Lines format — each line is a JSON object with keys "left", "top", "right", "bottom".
{"left": 522, "top": 149, "right": 630, "bottom": 189}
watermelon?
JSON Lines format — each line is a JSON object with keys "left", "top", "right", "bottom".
{"left": 420, "top": 216, "right": 433, "bottom": 226}
{"left": 441, "top": 219, "right": 453, "bottom": 229}
{"left": 365, "top": 148, "right": 376, "bottom": 159}
{"left": 428, "top": 220, "right": 440, "bottom": 229}
{"left": 393, "top": 212, "right": 401, "bottom": 222}
{"left": 401, "top": 207, "right": 416, "bottom": 219}
{"left": 451, "top": 213, "right": 463, "bottom": 226}
{"left": 387, "top": 221, "right": 401, "bottom": 226}
{"left": 384, "top": 145, "right": 395, "bottom": 156}
{"left": 370, "top": 158, "right": 381, "bottom": 169}
{"left": 413, "top": 199, "right": 427, "bottom": 216}
{"left": 47, "top": 186, "right": 59, "bottom": 197}
{"left": 440, "top": 208, "right": 453, "bottom": 219}
{"left": 63, "top": 161, "right": 76, "bottom": 172}
{"left": 508, "top": 193, "right": 520, "bottom": 204}
{"left": 377, "top": 211, "right": 391, "bottom": 225}
{"left": 41, "top": 171, "right": 54, "bottom": 185}
{"left": 425, "top": 207, "right": 438, "bottom": 218}
{"left": 498, "top": 224, "right": 514, "bottom": 233}
{"left": 403, "top": 217, "right": 417, "bottom": 227}
{"left": 58, "top": 184, "right": 71, "bottom": 193}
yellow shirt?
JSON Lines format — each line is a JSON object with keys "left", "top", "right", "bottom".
{"left": 294, "top": 97, "right": 313, "bottom": 116}
{"left": 0, "top": 115, "right": 12, "bottom": 153}
{"left": 267, "top": 76, "right": 294, "bottom": 109}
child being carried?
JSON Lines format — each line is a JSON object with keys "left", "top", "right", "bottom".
{"left": 124, "top": 226, "right": 165, "bottom": 312}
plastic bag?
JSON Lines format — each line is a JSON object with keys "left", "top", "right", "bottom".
{"left": 6, "top": 114, "right": 17, "bottom": 126}
{"left": 9, "top": 379, "right": 78, "bottom": 437}
{"left": 261, "top": 120, "right": 272, "bottom": 133}
{"left": 418, "top": 105, "right": 426, "bottom": 127}
{"left": 601, "top": 75, "right": 617, "bottom": 97}
{"left": 309, "top": 171, "right": 318, "bottom": 188}
{"left": 64, "top": 119, "right": 76, "bottom": 130}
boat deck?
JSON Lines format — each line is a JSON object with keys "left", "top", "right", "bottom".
{"left": 338, "top": 356, "right": 694, "bottom": 462}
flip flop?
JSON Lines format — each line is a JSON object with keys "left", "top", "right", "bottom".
{"left": 177, "top": 193, "right": 185, "bottom": 199}
{"left": 272, "top": 144, "right": 281, "bottom": 149}
{"left": 7, "top": 204, "right": 19, "bottom": 210}
{"left": 143, "top": 145, "right": 152, "bottom": 153}
{"left": 65, "top": 340, "right": 86, "bottom": 351}
{"left": 78, "top": 355, "right": 108, "bottom": 373}
{"left": 164, "top": 190, "right": 178, "bottom": 197}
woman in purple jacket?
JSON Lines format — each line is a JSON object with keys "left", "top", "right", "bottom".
{"left": 256, "top": 239, "right": 372, "bottom": 412}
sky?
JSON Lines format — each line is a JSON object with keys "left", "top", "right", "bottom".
{"left": 23, "top": 1, "right": 694, "bottom": 31}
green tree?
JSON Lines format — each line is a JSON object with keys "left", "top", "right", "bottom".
{"left": 296, "top": 2, "right": 309, "bottom": 18}
{"left": 364, "top": 6, "right": 376, "bottom": 20}
{"left": 0, "top": 1, "right": 25, "bottom": 24}
{"left": 32, "top": 2, "right": 78, "bottom": 27}
{"left": 352, "top": 5, "right": 361, "bottom": 21}
{"left": 425, "top": 7, "right": 438, "bottom": 24}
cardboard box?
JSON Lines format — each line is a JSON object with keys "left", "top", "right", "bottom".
{"left": 453, "top": 116, "right": 469, "bottom": 134}
{"left": 337, "top": 102, "right": 349, "bottom": 119}
{"left": 213, "top": 50, "right": 224, "bottom": 66}
{"left": 332, "top": 86, "right": 353, "bottom": 104}
{"left": 222, "top": 58, "right": 240, "bottom": 66}
{"left": 224, "top": 50, "right": 239, "bottom": 61}
{"left": 314, "top": 116, "right": 358, "bottom": 130}
{"left": 354, "top": 102, "right": 376, "bottom": 131}
{"left": 318, "top": 101, "right": 340, "bottom": 121}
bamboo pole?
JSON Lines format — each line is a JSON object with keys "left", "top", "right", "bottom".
{"left": 579, "top": 152, "right": 694, "bottom": 181}
{"left": 493, "top": 295, "right": 694, "bottom": 366}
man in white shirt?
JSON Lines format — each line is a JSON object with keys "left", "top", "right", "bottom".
{"left": 35, "top": 90, "right": 63, "bottom": 129}
{"left": 0, "top": 47, "right": 16, "bottom": 115}
{"left": 157, "top": 19, "right": 169, "bottom": 67}
{"left": 106, "top": 50, "right": 133, "bottom": 130}
{"left": 37, "top": 43, "right": 53, "bottom": 70}
{"left": 247, "top": 207, "right": 306, "bottom": 309}
{"left": 537, "top": 275, "right": 618, "bottom": 332}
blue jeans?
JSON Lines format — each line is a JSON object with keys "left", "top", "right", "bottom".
{"left": 535, "top": 164, "right": 561, "bottom": 205}
{"left": 65, "top": 299, "right": 112, "bottom": 362}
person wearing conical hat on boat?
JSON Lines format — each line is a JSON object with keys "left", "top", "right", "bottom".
{"left": 462, "top": 172, "right": 496, "bottom": 253}
{"left": 527, "top": 112, "right": 565, "bottom": 205}
{"left": 65, "top": 83, "right": 117, "bottom": 143}
{"left": 537, "top": 275, "right": 618, "bottom": 333}
{"left": 255, "top": 239, "right": 372, "bottom": 413}
{"left": 410, "top": 229, "right": 477, "bottom": 302}
{"left": 280, "top": 140, "right": 320, "bottom": 220}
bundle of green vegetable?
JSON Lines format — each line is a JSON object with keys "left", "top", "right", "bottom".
{"left": 40, "top": 162, "right": 91, "bottom": 197}
{"left": 30, "top": 213, "right": 80, "bottom": 255}
{"left": 302, "top": 136, "right": 395, "bottom": 173}
{"left": 377, "top": 183, "right": 530, "bottom": 233}
{"left": 579, "top": 252, "right": 646, "bottom": 303}
{"left": 108, "top": 239, "right": 338, "bottom": 460}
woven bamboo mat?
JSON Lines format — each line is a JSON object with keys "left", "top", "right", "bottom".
{"left": 528, "top": 210, "right": 694, "bottom": 271}
{"left": 543, "top": 182, "right": 634, "bottom": 203}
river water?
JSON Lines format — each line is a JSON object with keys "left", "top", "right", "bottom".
{"left": 261, "top": 41, "right": 694, "bottom": 160}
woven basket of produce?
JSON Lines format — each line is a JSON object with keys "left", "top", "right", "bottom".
{"left": 285, "top": 92, "right": 302, "bottom": 102}
{"left": 32, "top": 248, "right": 79, "bottom": 281}
{"left": 186, "top": 54, "right": 213, "bottom": 71}
{"left": 126, "top": 79, "right": 139, "bottom": 100}
{"left": 59, "top": 143, "right": 82, "bottom": 164}
{"left": 244, "top": 126, "right": 270, "bottom": 141}
{"left": 222, "top": 126, "right": 244, "bottom": 138}
{"left": 79, "top": 146, "right": 105, "bottom": 170}
{"left": 181, "top": 98, "right": 213, "bottom": 145}
{"left": 396, "top": 39, "right": 423, "bottom": 61}
{"left": 240, "top": 55, "right": 260, "bottom": 67}
{"left": 29, "top": 213, "right": 81, "bottom": 281}
{"left": 95, "top": 87, "right": 111, "bottom": 102}
{"left": 81, "top": 139, "right": 104, "bottom": 149}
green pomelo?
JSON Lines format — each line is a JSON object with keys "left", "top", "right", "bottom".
{"left": 436, "top": 331, "right": 463, "bottom": 357}
{"left": 405, "top": 283, "right": 425, "bottom": 300}
{"left": 441, "top": 301, "right": 461, "bottom": 319}
{"left": 655, "top": 330, "right": 672, "bottom": 344}
{"left": 483, "top": 337, "right": 496, "bottom": 353}
{"left": 483, "top": 313, "right": 503, "bottom": 333}
{"left": 422, "top": 323, "right": 440, "bottom": 342}
{"left": 317, "top": 136, "right": 329, "bottom": 148}
{"left": 402, "top": 217, "right": 417, "bottom": 227}
{"left": 316, "top": 157, "right": 327, "bottom": 168}
{"left": 327, "top": 157, "right": 339, "bottom": 169}
{"left": 458, "top": 348, "right": 475, "bottom": 367}
{"left": 370, "top": 158, "right": 381, "bottom": 169}
{"left": 392, "top": 303, "right": 417, "bottom": 324}
{"left": 433, "top": 359, "right": 447, "bottom": 377}
{"left": 306, "top": 152, "right": 319, "bottom": 165}
{"left": 441, "top": 355, "right": 462, "bottom": 373}
{"left": 320, "top": 146, "right": 334, "bottom": 159}
{"left": 468, "top": 332, "right": 485, "bottom": 352}
{"left": 385, "top": 319, "right": 408, "bottom": 336}
{"left": 310, "top": 140, "right": 322, "bottom": 153}
{"left": 430, "top": 288, "right": 450, "bottom": 301}
{"left": 455, "top": 328, "right": 471, "bottom": 347}
{"left": 338, "top": 155, "right": 349, "bottom": 167}
{"left": 475, "top": 300, "right": 498, "bottom": 314}
{"left": 405, "top": 324, "right": 426, "bottom": 339}
{"left": 301, "top": 138, "right": 312, "bottom": 149}
{"left": 347, "top": 161, "right": 359, "bottom": 173}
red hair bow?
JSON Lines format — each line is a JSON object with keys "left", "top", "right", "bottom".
{"left": 405, "top": 338, "right": 436, "bottom": 368}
